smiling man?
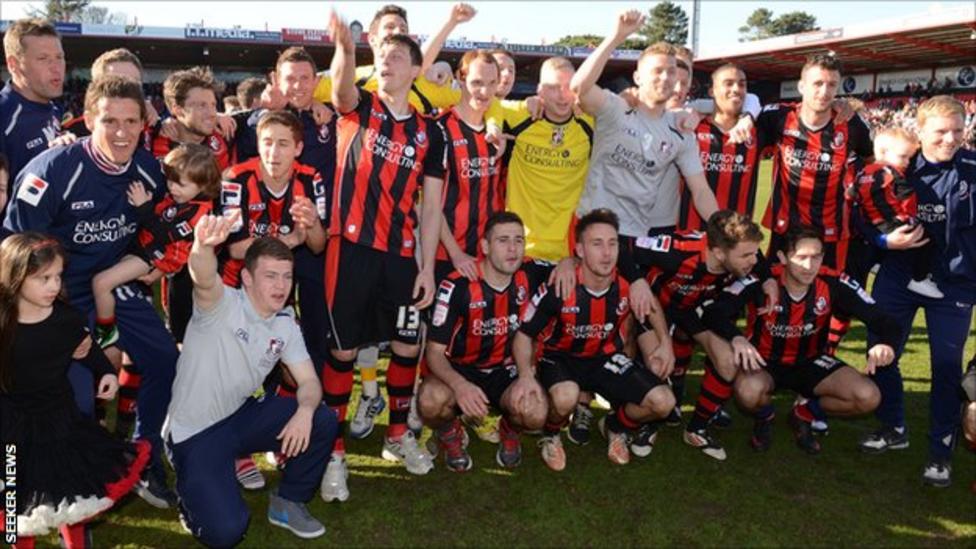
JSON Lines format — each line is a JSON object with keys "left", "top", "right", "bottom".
{"left": 0, "top": 18, "right": 64, "bottom": 199}
{"left": 3, "top": 75, "right": 179, "bottom": 508}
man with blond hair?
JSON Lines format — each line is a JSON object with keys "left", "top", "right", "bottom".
{"left": 0, "top": 18, "right": 64, "bottom": 193}
{"left": 572, "top": 10, "right": 718, "bottom": 328}
{"left": 858, "top": 95, "right": 976, "bottom": 489}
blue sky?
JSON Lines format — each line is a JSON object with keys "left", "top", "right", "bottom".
{"left": 1, "top": 0, "right": 966, "bottom": 53}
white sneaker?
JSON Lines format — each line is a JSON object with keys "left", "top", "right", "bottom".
{"left": 407, "top": 394, "right": 424, "bottom": 436}
{"left": 320, "top": 455, "right": 350, "bottom": 502}
{"left": 907, "top": 277, "right": 944, "bottom": 299}
{"left": 382, "top": 430, "right": 434, "bottom": 475}
{"left": 538, "top": 433, "right": 566, "bottom": 471}
{"left": 922, "top": 459, "right": 951, "bottom": 488}
{"left": 349, "top": 393, "right": 386, "bottom": 440}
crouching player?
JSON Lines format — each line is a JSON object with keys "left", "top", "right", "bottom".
{"left": 513, "top": 209, "right": 675, "bottom": 470}
{"left": 419, "top": 212, "right": 549, "bottom": 471}
{"left": 703, "top": 225, "right": 901, "bottom": 454}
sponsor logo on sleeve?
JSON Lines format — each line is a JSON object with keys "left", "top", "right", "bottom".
{"left": 16, "top": 174, "right": 50, "bottom": 207}
{"left": 636, "top": 235, "right": 672, "bottom": 252}
{"left": 221, "top": 181, "right": 242, "bottom": 206}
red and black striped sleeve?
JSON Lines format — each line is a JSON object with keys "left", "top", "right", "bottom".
{"left": 829, "top": 274, "right": 901, "bottom": 347}
{"left": 429, "top": 276, "right": 468, "bottom": 346}
{"left": 702, "top": 275, "right": 764, "bottom": 342}
{"left": 422, "top": 117, "right": 447, "bottom": 180}
{"left": 519, "top": 284, "right": 561, "bottom": 340}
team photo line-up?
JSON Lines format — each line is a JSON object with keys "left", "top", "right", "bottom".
{"left": 1, "top": 2, "right": 974, "bottom": 547}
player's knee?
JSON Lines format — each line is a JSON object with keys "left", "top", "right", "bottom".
{"left": 854, "top": 381, "right": 881, "bottom": 413}
{"left": 330, "top": 349, "right": 357, "bottom": 364}
{"left": 522, "top": 400, "right": 549, "bottom": 431}
{"left": 713, "top": 353, "right": 737, "bottom": 380}
{"left": 643, "top": 386, "right": 675, "bottom": 418}
{"left": 198, "top": 511, "right": 248, "bottom": 548}
{"left": 549, "top": 385, "right": 578, "bottom": 416}
{"left": 734, "top": 377, "right": 765, "bottom": 410}
{"left": 390, "top": 340, "right": 419, "bottom": 358}
{"left": 418, "top": 382, "right": 453, "bottom": 421}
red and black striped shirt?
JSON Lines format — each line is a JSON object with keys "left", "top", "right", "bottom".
{"left": 331, "top": 89, "right": 446, "bottom": 257}
{"left": 636, "top": 232, "right": 738, "bottom": 311}
{"left": 852, "top": 163, "right": 916, "bottom": 228}
{"left": 217, "top": 157, "right": 327, "bottom": 286}
{"left": 136, "top": 194, "right": 213, "bottom": 274}
{"left": 704, "top": 264, "right": 900, "bottom": 365}
{"left": 757, "top": 103, "right": 872, "bottom": 242}
{"left": 428, "top": 266, "right": 536, "bottom": 370}
{"left": 520, "top": 267, "right": 631, "bottom": 359}
{"left": 146, "top": 123, "right": 233, "bottom": 171}
{"left": 436, "top": 109, "right": 502, "bottom": 261}
{"left": 678, "top": 118, "right": 762, "bottom": 231}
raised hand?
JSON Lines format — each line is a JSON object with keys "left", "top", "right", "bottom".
{"left": 260, "top": 71, "right": 287, "bottom": 110}
{"left": 329, "top": 10, "right": 354, "bottom": 51}
{"left": 194, "top": 211, "right": 239, "bottom": 248}
{"left": 451, "top": 3, "right": 477, "bottom": 24}
{"left": 615, "top": 9, "right": 645, "bottom": 40}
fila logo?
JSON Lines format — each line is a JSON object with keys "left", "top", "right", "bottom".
{"left": 70, "top": 200, "right": 95, "bottom": 211}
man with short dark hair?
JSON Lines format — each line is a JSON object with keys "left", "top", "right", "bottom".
{"left": 0, "top": 18, "right": 64, "bottom": 196}
{"left": 165, "top": 218, "right": 337, "bottom": 545}
{"left": 704, "top": 225, "right": 899, "bottom": 455}
{"left": 3, "top": 75, "right": 178, "bottom": 507}
{"left": 150, "top": 66, "right": 233, "bottom": 170}
{"left": 319, "top": 12, "right": 446, "bottom": 495}
{"left": 514, "top": 209, "right": 674, "bottom": 470}
{"left": 420, "top": 212, "right": 550, "bottom": 472}
{"left": 237, "top": 76, "right": 267, "bottom": 111}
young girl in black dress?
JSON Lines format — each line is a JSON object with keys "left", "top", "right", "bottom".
{"left": 0, "top": 232, "right": 150, "bottom": 548}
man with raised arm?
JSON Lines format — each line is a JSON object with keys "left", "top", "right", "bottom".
{"left": 319, "top": 11, "right": 446, "bottom": 500}
{"left": 164, "top": 215, "right": 336, "bottom": 545}
{"left": 571, "top": 10, "right": 719, "bottom": 325}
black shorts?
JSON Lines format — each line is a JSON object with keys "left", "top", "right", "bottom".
{"left": 766, "top": 354, "right": 846, "bottom": 398}
{"left": 325, "top": 238, "right": 421, "bottom": 350}
{"left": 451, "top": 363, "right": 517, "bottom": 410}
{"left": 538, "top": 353, "right": 664, "bottom": 406}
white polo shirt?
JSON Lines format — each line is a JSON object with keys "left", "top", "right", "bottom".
{"left": 164, "top": 285, "right": 309, "bottom": 444}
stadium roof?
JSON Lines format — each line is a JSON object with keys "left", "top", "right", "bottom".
{"left": 693, "top": 4, "right": 976, "bottom": 79}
